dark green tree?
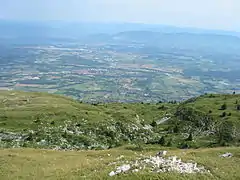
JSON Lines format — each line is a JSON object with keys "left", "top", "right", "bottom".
{"left": 158, "top": 105, "right": 165, "bottom": 110}
{"left": 173, "top": 125, "right": 179, "bottom": 133}
{"left": 150, "top": 120, "right": 157, "bottom": 127}
{"left": 237, "top": 105, "right": 240, "bottom": 111}
{"left": 209, "top": 94, "right": 214, "bottom": 98}
{"left": 220, "top": 112, "right": 226, "bottom": 117}
{"left": 158, "top": 136, "right": 165, "bottom": 145}
{"left": 186, "top": 133, "right": 193, "bottom": 141}
{"left": 220, "top": 103, "right": 227, "bottom": 110}
{"left": 217, "top": 121, "right": 234, "bottom": 144}
{"left": 167, "top": 138, "right": 173, "bottom": 147}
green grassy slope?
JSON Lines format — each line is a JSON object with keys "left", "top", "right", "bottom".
{"left": 0, "top": 90, "right": 239, "bottom": 149}
{"left": 182, "top": 94, "right": 240, "bottom": 121}
{"left": 0, "top": 147, "right": 239, "bottom": 180}
{"left": 173, "top": 94, "right": 240, "bottom": 147}
{"left": 0, "top": 90, "right": 177, "bottom": 149}
{"left": 0, "top": 90, "right": 175, "bottom": 131}
{"left": 0, "top": 91, "right": 240, "bottom": 179}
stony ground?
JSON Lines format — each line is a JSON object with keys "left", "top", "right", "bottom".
{"left": 108, "top": 154, "right": 209, "bottom": 176}
{"left": 0, "top": 146, "right": 239, "bottom": 180}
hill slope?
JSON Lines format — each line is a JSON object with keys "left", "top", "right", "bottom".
{"left": 174, "top": 94, "right": 240, "bottom": 146}
{"left": 0, "top": 90, "right": 239, "bottom": 149}
{"left": 0, "top": 90, "right": 176, "bottom": 131}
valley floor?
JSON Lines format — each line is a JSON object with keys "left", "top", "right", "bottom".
{"left": 0, "top": 146, "right": 239, "bottom": 180}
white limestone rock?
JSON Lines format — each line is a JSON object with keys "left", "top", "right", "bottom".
{"left": 220, "top": 152, "right": 233, "bottom": 158}
{"left": 109, "top": 171, "right": 116, "bottom": 176}
{"left": 156, "top": 150, "right": 167, "bottom": 157}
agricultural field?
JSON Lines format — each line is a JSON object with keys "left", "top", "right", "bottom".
{"left": 1, "top": 30, "right": 240, "bottom": 103}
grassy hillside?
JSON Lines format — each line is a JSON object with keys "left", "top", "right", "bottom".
{"left": 181, "top": 93, "right": 240, "bottom": 122}
{"left": 0, "top": 90, "right": 176, "bottom": 149}
{"left": 0, "top": 90, "right": 239, "bottom": 149}
{"left": 0, "top": 91, "right": 240, "bottom": 179}
{"left": 0, "top": 90, "right": 175, "bottom": 131}
{"left": 0, "top": 147, "right": 239, "bottom": 180}
{"left": 174, "top": 94, "right": 240, "bottom": 147}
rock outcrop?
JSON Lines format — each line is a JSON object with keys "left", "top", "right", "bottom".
{"left": 109, "top": 152, "right": 209, "bottom": 176}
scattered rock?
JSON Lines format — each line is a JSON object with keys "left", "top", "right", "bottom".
{"left": 109, "top": 164, "right": 131, "bottom": 176}
{"left": 117, "top": 164, "right": 131, "bottom": 173}
{"left": 156, "top": 150, "right": 167, "bottom": 157}
{"left": 37, "top": 139, "right": 47, "bottom": 146}
{"left": 220, "top": 152, "right": 233, "bottom": 158}
{"left": 1, "top": 119, "right": 160, "bottom": 150}
{"left": 109, "top": 171, "right": 116, "bottom": 176}
{"left": 117, "top": 155, "right": 125, "bottom": 160}
{"left": 156, "top": 117, "right": 171, "bottom": 125}
{"left": 0, "top": 132, "right": 25, "bottom": 141}
{"left": 143, "top": 125, "right": 153, "bottom": 130}
{"left": 109, "top": 152, "right": 209, "bottom": 176}
{"left": 146, "top": 156, "right": 205, "bottom": 174}
{"left": 132, "top": 169, "right": 139, "bottom": 173}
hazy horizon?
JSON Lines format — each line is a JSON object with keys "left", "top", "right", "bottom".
{"left": 0, "top": 0, "right": 239, "bottom": 32}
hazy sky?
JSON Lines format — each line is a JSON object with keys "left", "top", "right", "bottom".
{"left": 1, "top": 0, "right": 239, "bottom": 31}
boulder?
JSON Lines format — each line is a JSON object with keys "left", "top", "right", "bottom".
{"left": 156, "top": 150, "right": 167, "bottom": 157}
{"left": 220, "top": 152, "right": 233, "bottom": 158}
{"left": 109, "top": 164, "right": 131, "bottom": 176}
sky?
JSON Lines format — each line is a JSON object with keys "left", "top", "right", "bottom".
{"left": 0, "top": 0, "right": 240, "bottom": 31}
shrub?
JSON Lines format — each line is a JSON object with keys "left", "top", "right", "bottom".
{"left": 173, "top": 125, "right": 179, "bottom": 133}
{"left": 158, "top": 136, "right": 165, "bottom": 145}
{"left": 220, "top": 103, "right": 227, "bottom": 110}
{"left": 217, "top": 120, "right": 234, "bottom": 143}
{"left": 150, "top": 121, "right": 157, "bottom": 127}
{"left": 237, "top": 105, "right": 240, "bottom": 110}
{"left": 209, "top": 94, "right": 215, "bottom": 98}
{"left": 167, "top": 141, "right": 172, "bottom": 147}
{"left": 167, "top": 138, "right": 173, "bottom": 146}
{"left": 158, "top": 105, "right": 166, "bottom": 110}
{"left": 220, "top": 112, "right": 226, "bottom": 117}
{"left": 179, "top": 143, "right": 189, "bottom": 149}
{"left": 186, "top": 133, "right": 193, "bottom": 141}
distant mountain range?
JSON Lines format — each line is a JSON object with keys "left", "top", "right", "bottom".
{"left": 83, "top": 31, "right": 240, "bottom": 55}
{"left": 0, "top": 20, "right": 240, "bottom": 39}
